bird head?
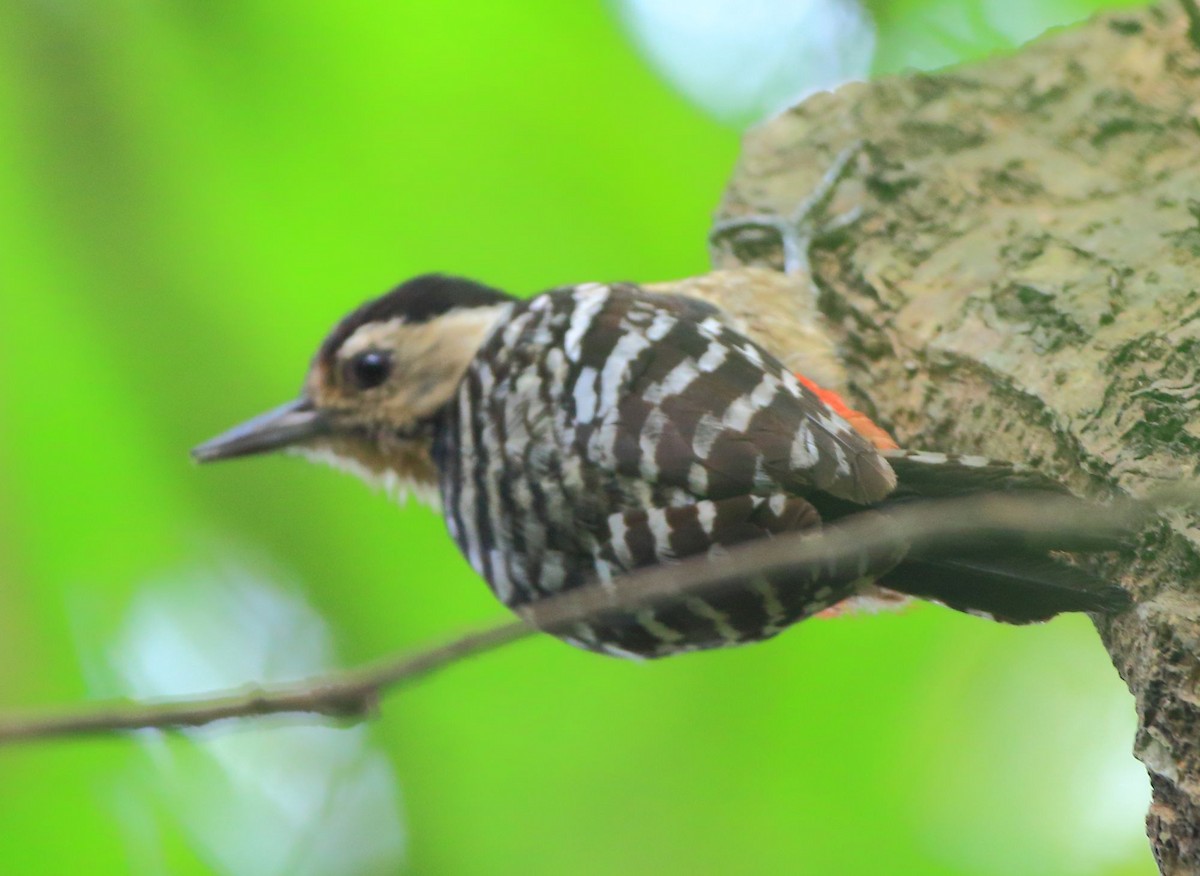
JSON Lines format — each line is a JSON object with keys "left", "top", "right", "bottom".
{"left": 192, "top": 274, "right": 514, "bottom": 502}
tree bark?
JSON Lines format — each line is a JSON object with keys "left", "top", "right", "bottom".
{"left": 707, "top": 3, "right": 1200, "bottom": 872}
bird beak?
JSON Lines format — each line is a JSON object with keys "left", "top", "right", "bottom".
{"left": 192, "top": 398, "right": 328, "bottom": 463}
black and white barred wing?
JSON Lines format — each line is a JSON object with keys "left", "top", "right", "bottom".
{"left": 451, "top": 282, "right": 902, "bottom": 656}
{"left": 547, "top": 284, "right": 899, "bottom": 654}
{"left": 565, "top": 284, "right": 896, "bottom": 507}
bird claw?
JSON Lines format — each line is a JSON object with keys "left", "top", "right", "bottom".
{"left": 710, "top": 139, "right": 866, "bottom": 276}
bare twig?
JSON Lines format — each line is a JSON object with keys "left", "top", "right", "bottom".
{"left": 0, "top": 621, "right": 533, "bottom": 743}
{"left": 0, "top": 491, "right": 1159, "bottom": 745}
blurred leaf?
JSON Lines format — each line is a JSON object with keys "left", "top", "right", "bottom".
{"left": 902, "top": 618, "right": 1150, "bottom": 875}
{"left": 866, "top": 0, "right": 1150, "bottom": 74}
{"left": 611, "top": 0, "right": 874, "bottom": 126}
{"left": 91, "top": 562, "right": 406, "bottom": 876}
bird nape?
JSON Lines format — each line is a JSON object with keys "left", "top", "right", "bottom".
{"left": 193, "top": 273, "right": 1130, "bottom": 659}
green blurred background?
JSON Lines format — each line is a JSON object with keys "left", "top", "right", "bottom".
{"left": 0, "top": 1, "right": 1155, "bottom": 874}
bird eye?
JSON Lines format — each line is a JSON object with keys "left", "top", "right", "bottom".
{"left": 348, "top": 350, "right": 392, "bottom": 390}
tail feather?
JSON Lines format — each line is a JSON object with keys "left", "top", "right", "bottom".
{"left": 882, "top": 449, "right": 1071, "bottom": 497}
{"left": 879, "top": 554, "right": 1130, "bottom": 624}
{"left": 817, "top": 447, "right": 1135, "bottom": 624}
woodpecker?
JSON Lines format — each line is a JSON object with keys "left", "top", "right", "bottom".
{"left": 193, "top": 274, "right": 1129, "bottom": 658}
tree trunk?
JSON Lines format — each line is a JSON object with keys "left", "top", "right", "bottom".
{"left": 707, "top": 3, "right": 1200, "bottom": 872}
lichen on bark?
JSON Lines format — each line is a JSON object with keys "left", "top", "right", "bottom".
{"left": 709, "top": 3, "right": 1200, "bottom": 872}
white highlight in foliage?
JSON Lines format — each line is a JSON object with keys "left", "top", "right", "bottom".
{"left": 98, "top": 563, "right": 406, "bottom": 876}
{"left": 613, "top": 0, "right": 875, "bottom": 126}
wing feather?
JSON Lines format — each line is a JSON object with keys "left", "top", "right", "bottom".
{"left": 568, "top": 285, "right": 895, "bottom": 505}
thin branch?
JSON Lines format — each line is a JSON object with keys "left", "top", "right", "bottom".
{"left": 0, "top": 491, "right": 1164, "bottom": 745}
{"left": 0, "top": 621, "right": 533, "bottom": 744}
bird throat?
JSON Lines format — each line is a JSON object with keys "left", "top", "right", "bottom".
{"left": 291, "top": 427, "right": 442, "bottom": 509}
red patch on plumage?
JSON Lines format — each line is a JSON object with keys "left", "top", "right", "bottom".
{"left": 794, "top": 372, "right": 905, "bottom": 619}
{"left": 794, "top": 373, "right": 898, "bottom": 451}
